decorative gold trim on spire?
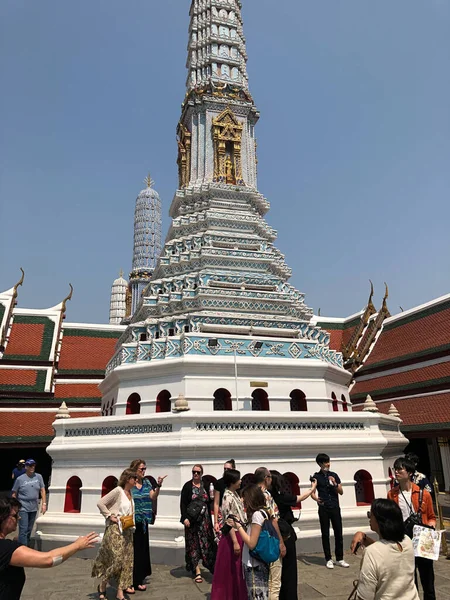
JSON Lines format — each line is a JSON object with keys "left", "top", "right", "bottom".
{"left": 177, "top": 123, "right": 192, "bottom": 188}
{"left": 212, "top": 107, "right": 244, "bottom": 185}
{"left": 342, "top": 280, "right": 377, "bottom": 363}
{"left": 144, "top": 174, "right": 154, "bottom": 189}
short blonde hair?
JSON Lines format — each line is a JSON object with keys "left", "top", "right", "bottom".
{"left": 118, "top": 468, "right": 137, "bottom": 488}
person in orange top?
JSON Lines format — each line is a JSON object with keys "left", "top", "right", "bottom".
{"left": 352, "top": 457, "right": 436, "bottom": 600}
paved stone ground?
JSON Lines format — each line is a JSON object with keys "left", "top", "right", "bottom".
{"left": 22, "top": 551, "right": 450, "bottom": 600}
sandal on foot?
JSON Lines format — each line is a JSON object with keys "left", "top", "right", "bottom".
{"left": 137, "top": 585, "right": 147, "bottom": 591}
{"left": 125, "top": 588, "right": 135, "bottom": 595}
{"left": 97, "top": 585, "right": 107, "bottom": 600}
{"left": 194, "top": 574, "right": 203, "bottom": 583}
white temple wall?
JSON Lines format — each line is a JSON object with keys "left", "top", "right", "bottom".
{"left": 103, "top": 356, "right": 351, "bottom": 415}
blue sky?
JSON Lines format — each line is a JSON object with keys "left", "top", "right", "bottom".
{"left": 1, "top": 0, "right": 449, "bottom": 323}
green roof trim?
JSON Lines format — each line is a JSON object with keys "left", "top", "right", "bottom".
{"left": 359, "top": 343, "right": 450, "bottom": 374}
{"left": 351, "top": 375, "right": 450, "bottom": 401}
{"left": 317, "top": 315, "right": 361, "bottom": 331}
{"left": 63, "top": 328, "right": 122, "bottom": 339}
{"left": 0, "top": 370, "right": 47, "bottom": 393}
{"left": 0, "top": 435, "right": 53, "bottom": 444}
{"left": 0, "top": 397, "right": 101, "bottom": 405}
{"left": 383, "top": 298, "right": 450, "bottom": 332}
{"left": 401, "top": 422, "right": 450, "bottom": 433}
{"left": 4, "top": 315, "right": 56, "bottom": 362}
{"left": 57, "top": 369, "right": 105, "bottom": 376}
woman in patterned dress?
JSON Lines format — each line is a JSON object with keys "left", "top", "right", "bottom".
{"left": 180, "top": 464, "right": 217, "bottom": 583}
{"left": 92, "top": 469, "right": 137, "bottom": 600}
{"left": 211, "top": 469, "right": 248, "bottom": 599}
{"left": 125, "top": 459, "right": 167, "bottom": 594}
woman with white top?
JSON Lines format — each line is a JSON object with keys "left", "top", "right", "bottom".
{"left": 229, "top": 484, "right": 270, "bottom": 600}
{"left": 353, "top": 498, "right": 419, "bottom": 600}
{"left": 92, "top": 469, "right": 137, "bottom": 600}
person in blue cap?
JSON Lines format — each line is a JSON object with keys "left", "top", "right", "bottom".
{"left": 11, "top": 459, "right": 46, "bottom": 547}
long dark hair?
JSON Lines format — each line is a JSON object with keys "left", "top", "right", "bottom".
{"left": 371, "top": 498, "right": 405, "bottom": 542}
{"left": 241, "top": 485, "right": 266, "bottom": 520}
{"left": 269, "top": 470, "right": 286, "bottom": 496}
{"left": 0, "top": 497, "right": 21, "bottom": 529}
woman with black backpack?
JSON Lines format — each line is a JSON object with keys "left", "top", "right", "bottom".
{"left": 180, "top": 464, "right": 216, "bottom": 583}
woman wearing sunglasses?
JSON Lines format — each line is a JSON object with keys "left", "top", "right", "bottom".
{"left": 125, "top": 459, "right": 167, "bottom": 594}
{"left": 180, "top": 464, "right": 217, "bottom": 583}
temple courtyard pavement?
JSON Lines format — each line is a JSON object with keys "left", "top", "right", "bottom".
{"left": 22, "top": 551, "right": 450, "bottom": 599}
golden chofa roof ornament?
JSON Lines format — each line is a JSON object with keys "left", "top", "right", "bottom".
{"left": 61, "top": 283, "right": 73, "bottom": 315}
{"left": 144, "top": 174, "right": 154, "bottom": 189}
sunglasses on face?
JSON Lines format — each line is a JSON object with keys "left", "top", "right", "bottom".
{"left": 192, "top": 471, "right": 202, "bottom": 475}
{"left": 138, "top": 467, "right": 147, "bottom": 471}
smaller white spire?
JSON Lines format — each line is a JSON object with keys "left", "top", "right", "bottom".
{"left": 362, "top": 394, "right": 379, "bottom": 412}
{"left": 109, "top": 270, "right": 128, "bottom": 324}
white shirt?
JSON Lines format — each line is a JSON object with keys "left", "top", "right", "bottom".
{"left": 357, "top": 537, "right": 419, "bottom": 600}
{"left": 398, "top": 491, "right": 413, "bottom": 522}
{"left": 241, "top": 510, "right": 265, "bottom": 568}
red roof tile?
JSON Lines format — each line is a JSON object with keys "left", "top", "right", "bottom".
{"left": 0, "top": 411, "right": 100, "bottom": 440}
{"left": 364, "top": 305, "right": 450, "bottom": 367}
{"left": 5, "top": 323, "right": 45, "bottom": 357}
{"left": 54, "top": 383, "right": 101, "bottom": 399}
{"left": 327, "top": 329, "right": 344, "bottom": 352}
{"left": 0, "top": 369, "right": 37, "bottom": 386}
{"left": 58, "top": 335, "right": 118, "bottom": 373}
{"left": 353, "top": 393, "right": 450, "bottom": 427}
{"left": 352, "top": 360, "right": 450, "bottom": 397}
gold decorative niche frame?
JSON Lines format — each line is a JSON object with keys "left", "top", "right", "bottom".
{"left": 177, "top": 122, "right": 192, "bottom": 188}
{"left": 212, "top": 107, "right": 244, "bottom": 185}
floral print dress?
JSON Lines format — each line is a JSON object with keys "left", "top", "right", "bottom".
{"left": 184, "top": 485, "right": 217, "bottom": 574}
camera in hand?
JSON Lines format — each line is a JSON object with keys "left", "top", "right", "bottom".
{"left": 309, "top": 476, "right": 316, "bottom": 483}
{"left": 220, "top": 514, "right": 242, "bottom": 536}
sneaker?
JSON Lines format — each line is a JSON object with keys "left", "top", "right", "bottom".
{"left": 337, "top": 560, "right": 350, "bottom": 568}
{"left": 326, "top": 560, "right": 334, "bottom": 569}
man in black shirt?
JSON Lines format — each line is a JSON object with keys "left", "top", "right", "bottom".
{"left": 311, "top": 453, "right": 349, "bottom": 569}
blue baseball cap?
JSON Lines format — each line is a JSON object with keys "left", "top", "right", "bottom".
{"left": 25, "top": 459, "right": 36, "bottom": 466}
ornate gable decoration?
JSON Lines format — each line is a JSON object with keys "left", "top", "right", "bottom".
{"left": 212, "top": 107, "right": 244, "bottom": 186}
{"left": 177, "top": 123, "right": 192, "bottom": 189}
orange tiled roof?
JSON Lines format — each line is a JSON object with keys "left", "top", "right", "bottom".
{"left": 353, "top": 393, "right": 450, "bottom": 428}
{"left": 58, "top": 333, "right": 119, "bottom": 373}
{"left": 0, "top": 369, "right": 37, "bottom": 386}
{"left": 5, "top": 322, "right": 45, "bottom": 357}
{"left": 364, "top": 303, "right": 450, "bottom": 368}
{"left": 351, "top": 360, "right": 450, "bottom": 399}
{"left": 342, "top": 325, "right": 358, "bottom": 351}
{"left": 54, "top": 383, "right": 101, "bottom": 399}
{"left": 0, "top": 411, "right": 100, "bottom": 441}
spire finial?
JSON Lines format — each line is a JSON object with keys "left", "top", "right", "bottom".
{"left": 119, "top": 268, "right": 124, "bottom": 278}
{"left": 144, "top": 174, "right": 154, "bottom": 188}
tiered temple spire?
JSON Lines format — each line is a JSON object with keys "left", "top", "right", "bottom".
{"left": 129, "top": 176, "right": 162, "bottom": 315}
{"left": 187, "top": 0, "right": 249, "bottom": 92}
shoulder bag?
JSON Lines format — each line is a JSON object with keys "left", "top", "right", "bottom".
{"left": 402, "top": 489, "right": 423, "bottom": 539}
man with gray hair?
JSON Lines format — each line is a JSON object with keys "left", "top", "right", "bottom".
{"left": 254, "top": 467, "right": 286, "bottom": 600}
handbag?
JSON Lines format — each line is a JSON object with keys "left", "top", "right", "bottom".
{"left": 250, "top": 510, "right": 280, "bottom": 564}
{"left": 119, "top": 513, "right": 135, "bottom": 531}
{"left": 402, "top": 489, "right": 423, "bottom": 539}
{"left": 186, "top": 498, "right": 207, "bottom": 524}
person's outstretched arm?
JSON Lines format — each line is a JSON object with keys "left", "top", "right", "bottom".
{"left": 9, "top": 532, "right": 98, "bottom": 568}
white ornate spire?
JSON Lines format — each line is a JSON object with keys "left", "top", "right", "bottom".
{"left": 130, "top": 176, "right": 162, "bottom": 315}
{"left": 187, "top": 0, "right": 248, "bottom": 92}
{"left": 109, "top": 270, "right": 128, "bottom": 324}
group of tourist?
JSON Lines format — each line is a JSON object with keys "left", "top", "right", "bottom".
{"left": 0, "top": 452, "right": 439, "bottom": 600}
